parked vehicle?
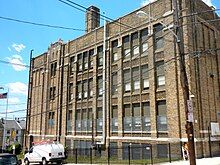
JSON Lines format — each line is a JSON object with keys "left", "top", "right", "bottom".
{"left": 0, "top": 153, "right": 22, "bottom": 165}
{"left": 24, "top": 140, "right": 65, "bottom": 165}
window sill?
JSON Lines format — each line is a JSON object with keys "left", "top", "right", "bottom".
{"left": 156, "top": 86, "right": 166, "bottom": 92}
{"left": 155, "top": 48, "right": 164, "bottom": 53}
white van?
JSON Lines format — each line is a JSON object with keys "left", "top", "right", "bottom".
{"left": 24, "top": 141, "right": 65, "bottom": 165}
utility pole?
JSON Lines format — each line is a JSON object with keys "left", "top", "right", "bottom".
{"left": 173, "top": 0, "right": 196, "bottom": 164}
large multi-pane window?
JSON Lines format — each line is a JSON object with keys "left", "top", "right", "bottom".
{"left": 123, "top": 35, "right": 130, "bottom": 59}
{"left": 112, "top": 40, "right": 118, "bottom": 62}
{"left": 123, "top": 69, "right": 131, "bottom": 92}
{"left": 154, "top": 23, "right": 164, "bottom": 50}
{"left": 112, "top": 72, "right": 118, "bottom": 95}
{"left": 141, "top": 28, "right": 148, "bottom": 56}
{"left": 142, "top": 65, "right": 149, "bottom": 90}
{"left": 96, "top": 107, "right": 103, "bottom": 132}
{"left": 111, "top": 106, "right": 118, "bottom": 132}
{"left": 132, "top": 67, "right": 140, "bottom": 91}
{"left": 156, "top": 61, "right": 165, "bottom": 87}
{"left": 97, "top": 46, "right": 103, "bottom": 67}
{"left": 50, "top": 62, "right": 57, "bottom": 77}
{"left": 156, "top": 100, "right": 167, "bottom": 131}
{"left": 97, "top": 76, "right": 103, "bottom": 97}
{"left": 131, "top": 32, "right": 139, "bottom": 57}
{"left": 142, "top": 102, "right": 151, "bottom": 131}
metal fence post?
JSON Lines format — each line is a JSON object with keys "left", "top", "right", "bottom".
{"left": 128, "top": 145, "right": 131, "bottom": 165}
{"left": 150, "top": 144, "right": 153, "bottom": 165}
{"left": 75, "top": 148, "right": 78, "bottom": 164}
{"left": 169, "top": 143, "right": 171, "bottom": 163}
{"left": 90, "top": 147, "right": 92, "bottom": 164}
{"left": 108, "top": 147, "right": 110, "bottom": 165}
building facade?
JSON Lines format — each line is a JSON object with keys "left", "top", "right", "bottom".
{"left": 26, "top": 0, "right": 220, "bottom": 159}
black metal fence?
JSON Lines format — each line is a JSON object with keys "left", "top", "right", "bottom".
{"left": 65, "top": 143, "right": 182, "bottom": 164}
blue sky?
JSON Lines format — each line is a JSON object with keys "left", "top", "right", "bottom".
{"left": 0, "top": 0, "right": 219, "bottom": 120}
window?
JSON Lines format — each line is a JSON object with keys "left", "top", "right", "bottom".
{"left": 141, "top": 28, "right": 148, "bottom": 56}
{"left": 70, "top": 56, "right": 75, "bottom": 75}
{"left": 7, "top": 130, "right": 10, "bottom": 134}
{"left": 82, "top": 109, "right": 87, "bottom": 131}
{"left": 143, "top": 102, "right": 151, "bottom": 131}
{"left": 154, "top": 24, "right": 164, "bottom": 50}
{"left": 83, "top": 52, "right": 88, "bottom": 70}
{"left": 142, "top": 65, "right": 149, "bottom": 89}
{"left": 88, "top": 108, "right": 93, "bottom": 131}
{"left": 132, "top": 67, "right": 140, "bottom": 91}
{"left": 76, "top": 109, "right": 81, "bottom": 132}
{"left": 112, "top": 72, "right": 118, "bottom": 95}
{"left": 124, "top": 48, "right": 130, "bottom": 59}
{"left": 157, "top": 100, "right": 167, "bottom": 131}
{"left": 98, "top": 76, "right": 103, "bottom": 96}
{"left": 111, "top": 106, "right": 118, "bottom": 132}
{"left": 89, "top": 49, "right": 94, "bottom": 69}
{"left": 69, "top": 83, "right": 74, "bottom": 101}
{"left": 156, "top": 61, "right": 165, "bottom": 87}
{"left": 123, "top": 35, "right": 130, "bottom": 59}
{"left": 123, "top": 69, "right": 131, "bottom": 92}
{"left": 97, "top": 107, "right": 103, "bottom": 132}
{"left": 49, "top": 87, "right": 56, "bottom": 100}
{"left": 131, "top": 32, "right": 139, "bottom": 57}
{"left": 133, "top": 103, "right": 141, "bottom": 131}
{"left": 123, "top": 104, "right": 131, "bottom": 131}
{"left": 83, "top": 81, "right": 88, "bottom": 99}
{"left": 78, "top": 53, "right": 83, "bottom": 72}
{"left": 48, "top": 112, "right": 55, "bottom": 127}
{"left": 97, "top": 46, "right": 103, "bottom": 67}
{"left": 77, "top": 82, "right": 82, "bottom": 100}
{"left": 50, "top": 62, "right": 57, "bottom": 77}
{"left": 67, "top": 110, "right": 73, "bottom": 134}
{"left": 112, "top": 40, "right": 118, "bottom": 62}
{"left": 88, "top": 79, "right": 93, "bottom": 98}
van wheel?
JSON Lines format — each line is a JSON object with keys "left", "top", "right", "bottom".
{"left": 24, "top": 158, "right": 29, "bottom": 165}
{"left": 42, "top": 158, "right": 47, "bottom": 165}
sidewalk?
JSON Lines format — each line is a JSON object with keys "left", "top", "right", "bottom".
{"left": 64, "top": 156, "right": 220, "bottom": 165}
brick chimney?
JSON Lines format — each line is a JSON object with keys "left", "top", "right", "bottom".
{"left": 86, "top": 6, "right": 100, "bottom": 33}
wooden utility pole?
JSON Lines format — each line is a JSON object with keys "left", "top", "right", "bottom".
{"left": 173, "top": 0, "right": 196, "bottom": 164}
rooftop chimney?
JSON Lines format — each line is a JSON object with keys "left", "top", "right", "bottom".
{"left": 86, "top": 6, "right": 100, "bottom": 33}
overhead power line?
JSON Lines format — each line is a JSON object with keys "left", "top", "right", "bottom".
{"left": 0, "top": 16, "right": 85, "bottom": 31}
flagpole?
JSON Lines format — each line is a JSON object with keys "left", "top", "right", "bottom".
{"left": 2, "top": 88, "right": 9, "bottom": 152}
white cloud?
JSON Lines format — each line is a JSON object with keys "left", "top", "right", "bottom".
{"left": 8, "top": 82, "right": 28, "bottom": 96}
{"left": 8, "top": 97, "right": 20, "bottom": 104}
{"left": 141, "top": 0, "right": 156, "bottom": 6}
{"left": 8, "top": 47, "right": 11, "bottom": 52}
{"left": 202, "top": 0, "right": 214, "bottom": 6}
{"left": 12, "top": 43, "right": 26, "bottom": 53}
{"left": 7, "top": 55, "right": 27, "bottom": 71}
